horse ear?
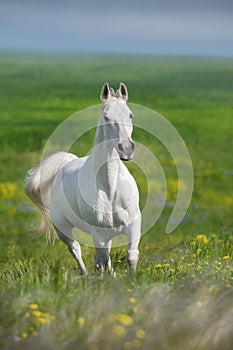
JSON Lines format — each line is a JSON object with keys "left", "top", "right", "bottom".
{"left": 100, "top": 82, "right": 111, "bottom": 102}
{"left": 116, "top": 82, "right": 128, "bottom": 101}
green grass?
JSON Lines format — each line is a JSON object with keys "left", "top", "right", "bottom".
{"left": 0, "top": 52, "right": 232, "bottom": 349}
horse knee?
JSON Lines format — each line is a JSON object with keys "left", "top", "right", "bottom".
{"left": 68, "top": 240, "right": 81, "bottom": 255}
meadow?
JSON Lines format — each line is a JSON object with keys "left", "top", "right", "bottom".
{"left": 0, "top": 52, "right": 232, "bottom": 349}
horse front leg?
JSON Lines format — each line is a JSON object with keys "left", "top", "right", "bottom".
{"left": 92, "top": 231, "right": 113, "bottom": 276}
{"left": 94, "top": 247, "right": 110, "bottom": 276}
{"left": 125, "top": 216, "right": 141, "bottom": 273}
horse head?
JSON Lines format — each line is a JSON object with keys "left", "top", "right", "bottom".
{"left": 100, "top": 82, "right": 135, "bottom": 161}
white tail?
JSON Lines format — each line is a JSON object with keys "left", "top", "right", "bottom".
{"left": 24, "top": 151, "right": 77, "bottom": 241}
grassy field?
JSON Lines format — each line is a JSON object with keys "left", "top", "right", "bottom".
{"left": 0, "top": 52, "right": 232, "bottom": 349}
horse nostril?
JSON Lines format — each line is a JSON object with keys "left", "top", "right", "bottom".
{"left": 118, "top": 142, "right": 124, "bottom": 152}
{"left": 130, "top": 141, "right": 135, "bottom": 152}
{"left": 118, "top": 141, "right": 135, "bottom": 155}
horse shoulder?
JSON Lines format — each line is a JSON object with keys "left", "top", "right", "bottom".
{"left": 118, "top": 162, "right": 139, "bottom": 196}
{"left": 113, "top": 162, "right": 140, "bottom": 225}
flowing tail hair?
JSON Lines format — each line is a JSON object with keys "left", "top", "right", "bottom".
{"left": 24, "top": 151, "right": 77, "bottom": 242}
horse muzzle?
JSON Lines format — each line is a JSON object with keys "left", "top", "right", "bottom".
{"left": 117, "top": 140, "right": 135, "bottom": 161}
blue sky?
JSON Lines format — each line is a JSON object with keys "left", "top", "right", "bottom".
{"left": 0, "top": 0, "right": 233, "bottom": 56}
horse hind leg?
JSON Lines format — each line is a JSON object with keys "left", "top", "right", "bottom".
{"left": 106, "top": 239, "right": 115, "bottom": 276}
{"left": 68, "top": 240, "right": 88, "bottom": 276}
{"left": 54, "top": 225, "right": 88, "bottom": 276}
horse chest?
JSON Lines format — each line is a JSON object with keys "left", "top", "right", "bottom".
{"left": 93, "top": 188, "right": 132, "bottom": 228}
{"left": 93, "top": 190, "right": 115, "bottom": 227}
{"left": 76, "top": 158, "right": 138, "bottom": 229}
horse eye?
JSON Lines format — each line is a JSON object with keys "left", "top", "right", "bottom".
{"left": 104, "top": 114, "right": 110, "bottom": 122}
{"left": 129, "top": 113, "right": 133, "bottom": 119}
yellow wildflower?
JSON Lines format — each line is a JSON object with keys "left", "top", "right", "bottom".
{"left": 196, "top": 234, "right": 208, "bottom": 244}
{"left": 135, "top": 329, "right": 146, "bottom": 340}
{"left": 129, "top": 297, "right": 136, "bottom": 304}
{"left": 124, "top": 341, "right": 133, "bottom": 350}
{"left": 132, "top": 339, "right": 141, "bottom": 348}
{"left": 114, "top": 325, "right": 125, "bottom": 337}
{"left": 29, "top": 304, "right": 38, "bottom": 310}
{"left": 115, "top": 314, "right": 133, "bottom": 326}
{"left": 43, "top": 312, "right": 55, "bottom": 320}
{"left": 78, "top": 317, "right": 86, "bottom": 326}
{"left": 155, "top": 264, "right": 163, "bottom": 269}
{"left": 124, "top": 340, "right": 141, "bottom": 350}
{"left": 0, "top": 182, "right": 17, "bottom": 200}
{"left": 223, "top": 255, "right": 230, "bottom": 260}
{"left": 37, "top": 317, "right": 47, "bottom": 324}
{"left": 32, "top": 310, "right": 42, "bottom": 317}
{"left": 22, "top": 332, "right": 28, "bottom": 339}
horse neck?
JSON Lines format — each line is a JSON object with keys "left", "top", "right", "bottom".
{"left": 90, "top": 120, "right": 120, "bottom": 199}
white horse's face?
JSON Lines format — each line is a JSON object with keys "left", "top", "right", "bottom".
{"left": 100, "top": 83, "right": 135, "bottom": 161}
{"left": 102, "top": 101, "right": 135, "bottom": 160}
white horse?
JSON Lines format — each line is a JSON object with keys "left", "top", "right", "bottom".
{"left": 25, "top": 83, "right": 141, "bottom": 275}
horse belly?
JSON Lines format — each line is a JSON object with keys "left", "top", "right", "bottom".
{"left": 50, "top": 162, "right": 92, "bottom": 233}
